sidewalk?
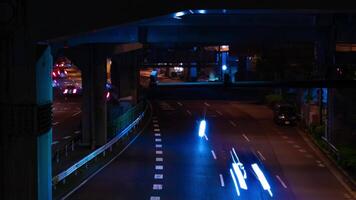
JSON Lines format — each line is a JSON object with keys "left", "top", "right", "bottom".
{"left": 298, "top": 128, "right": 356, "bottom": 199}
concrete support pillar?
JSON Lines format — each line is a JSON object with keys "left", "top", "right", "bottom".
{"left": 0, "top": 44, "right": 53, "bottom": 199}
{"left": 67, "top": 45, "right": 107, "bottom": 148}
{"left": 111, "top": 50, "right": 141, "bottom": 103}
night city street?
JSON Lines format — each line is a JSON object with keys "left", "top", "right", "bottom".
{"left": 1, "top": 1, "right": 356, "bottom": 200}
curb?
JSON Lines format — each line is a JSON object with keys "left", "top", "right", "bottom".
{"left": 298, "top": 128, "right": 356, "bottom": 199}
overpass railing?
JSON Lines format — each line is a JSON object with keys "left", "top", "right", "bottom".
{"left": 52, "top": 100, "right": 147, "bottom": 186}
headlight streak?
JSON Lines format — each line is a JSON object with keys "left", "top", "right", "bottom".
{"left": 198, "top": 120, "right": 206, "bottom": 138}
{"left": 229, "top": 148, "right": 248, "bottom": 191}
{"left": 232, "top": 163, "right": 248, "bottom": 190}
{"left": 251, "top": 163, "right": 273, "bottom": 197}
{"left": 230, "top": 168, "right": 241, "bottom": 197}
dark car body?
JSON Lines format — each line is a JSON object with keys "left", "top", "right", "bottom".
{"left": 273, "top": 104, "right": 298, "bottom": 125}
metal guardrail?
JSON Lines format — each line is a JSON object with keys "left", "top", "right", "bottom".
{"left": 52, "top": 101, "right": 146, "bottom": 185}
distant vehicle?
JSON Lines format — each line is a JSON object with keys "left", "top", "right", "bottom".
{"left": 62, "top": 85, "right": 81, "bottom": 97}
{"left": 273, "top": 103, "right": 297, "bottom": 125}
{"left": 149, "top": 70, "right": 158, "bottom": 87}
{"left": 105, "top": 83, "right": 119, "bottom": 103}
{"left": 52, "top": 68, "right": 68, "bottom": 78}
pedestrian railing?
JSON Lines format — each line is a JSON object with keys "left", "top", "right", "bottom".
{"left": 52, "top": 100, "right": 147, "bottom": 186}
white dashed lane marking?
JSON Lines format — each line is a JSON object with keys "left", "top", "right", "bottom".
{"left": 154, "top": 174, "right": 163, "bottom": 179}
{"left": 155, "top": 138, "right": 162, "bottom": 142}
{"left": 276, "top": 175, "right": 288, "bottom": 189}
{"left": 72, "top": 111, "right": 81, "bottom": 117}
{"left": 211, "top": 150, "right": 217, "bottom": 160}
{"left": 156, "top": 157, "right": 163, "bottom": 162}
{"left": 204, "top": 102, "right": 210, "bottom": 107}
{"left": 153, "top": 124, "right": 159, "bottom": 128}
{"left": 242, "top": 134, "right": 250, "bottom": 142}
{"left": 52, "top": 141, "right": 59, "bottom": 145}
{"left": 155, "top": 133, "right": 161, "bottom": 137}
{"left": 153, "top": 184, "right": 163, "bottom": 190}
{"left": 177, "top": 102, "right": 183, "bottom": 106}
{"left": 229, "top": 120, "right": 237, "bottom": 127}
{"left": 186, "top": 110, "right": 192, "bottom": 116}
{"left": 156, "top": 144, "right": 162, "bottom": 148}
{"left": 150, "top": 196, "right": 160, "bottom": 200}
{"left": 219, "top": 174, "right": 225, "bottom": 187}
{"left": 52, "top": 122, "right": 60, "bottom": 126}
{"left": 257, "top": 151, "right": 266, "bottom": 161}
{"left": 156, "top": 150, "right": 163, "bottom": 155}
{"left": 154, "top": 129, "right": 160, "bottom": 132}
{"left": 216, "top": 110, "right": 223, "bottom": 116}
{"left": 63, "top": 136, "right": 71, "bottom": 140}
{"left": 155, "top": 165, "right": 163, "bottom": 170}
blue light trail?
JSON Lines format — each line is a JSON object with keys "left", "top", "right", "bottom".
{"left": 251, "top": 163, "right": 273, "bottom": 197}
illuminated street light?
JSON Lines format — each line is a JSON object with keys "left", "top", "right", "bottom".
{"left": 222, "top": 65, "right": 227, "bottom": 71}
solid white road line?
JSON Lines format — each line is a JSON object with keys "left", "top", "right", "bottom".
{"left": 211, "top": 150, "right": 217, "bottom": 160}
{"left": 229, "top": 120, "right": 237, "bottom": 127}
{"left": 156, "top": 157, "right": 163, "bottom": 162}
{"left": 156, "top": 150, "right": 163, "bottom": 155}
{"left": 242, "top": 134, "right": 250, "bottom": 142}
{"left": 154, "top": 174, "right": 164, "bottom": 179}
{"left": 219, "top": 174, "right": 225, "bottom": 187}
{"left": 153, "top": 184, "right": 163, "bottom": 190}
{"left": 257, "top": 151, "right": 266, "bottom": 161}
{"left": 276, "top": 175, "right": 288, "bottom": 189}
{"left": 155, "top": 138, "right": 162, "bottom": 142}
{"left": 177, "top": 101, "right": 183, "bottom": 106}
{"left": 72, "top": 111, "right": 81, "bottom": 117}
{"left": 216, "top": 110, "right": 223, "bottom": 116}
{"left": 155, "top": 144, "right": 162, "bottom": 148}
{"left": 186, "top": 110, "right": 192, "bottom": 116}
{"left": 204, "top": 102, "right": 210, "bottom": 107}
{"left": 150, "top": 196, "right": 160, "bottom": 200}
{"left": 155, "top": 165, "right": 163, "bottom": 170}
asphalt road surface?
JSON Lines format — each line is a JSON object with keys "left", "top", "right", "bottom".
{"left": 68, "top": 100, "right": 354, "bottom": 200}
{"left": 52, "top": 97, "right": 81, "bottom": 148}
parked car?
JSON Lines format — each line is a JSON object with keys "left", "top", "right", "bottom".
{"left": 273, "top": 103, "right": 298, "bottom": 125}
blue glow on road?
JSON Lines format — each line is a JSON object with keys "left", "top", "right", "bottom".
{"left": 198, "top": 120, "right": 206, "bottom": 137}
{"left": 230, "top": 168, "right": 241, "bottom": 197}
{"left": 198, "top": 10, "right": 206, "bottom": 14}
{"left": 251, "top": 163, "right": 273, "bottom": 197}
{"left": 232, "top": 163, "right": 248, "bottom": 190}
